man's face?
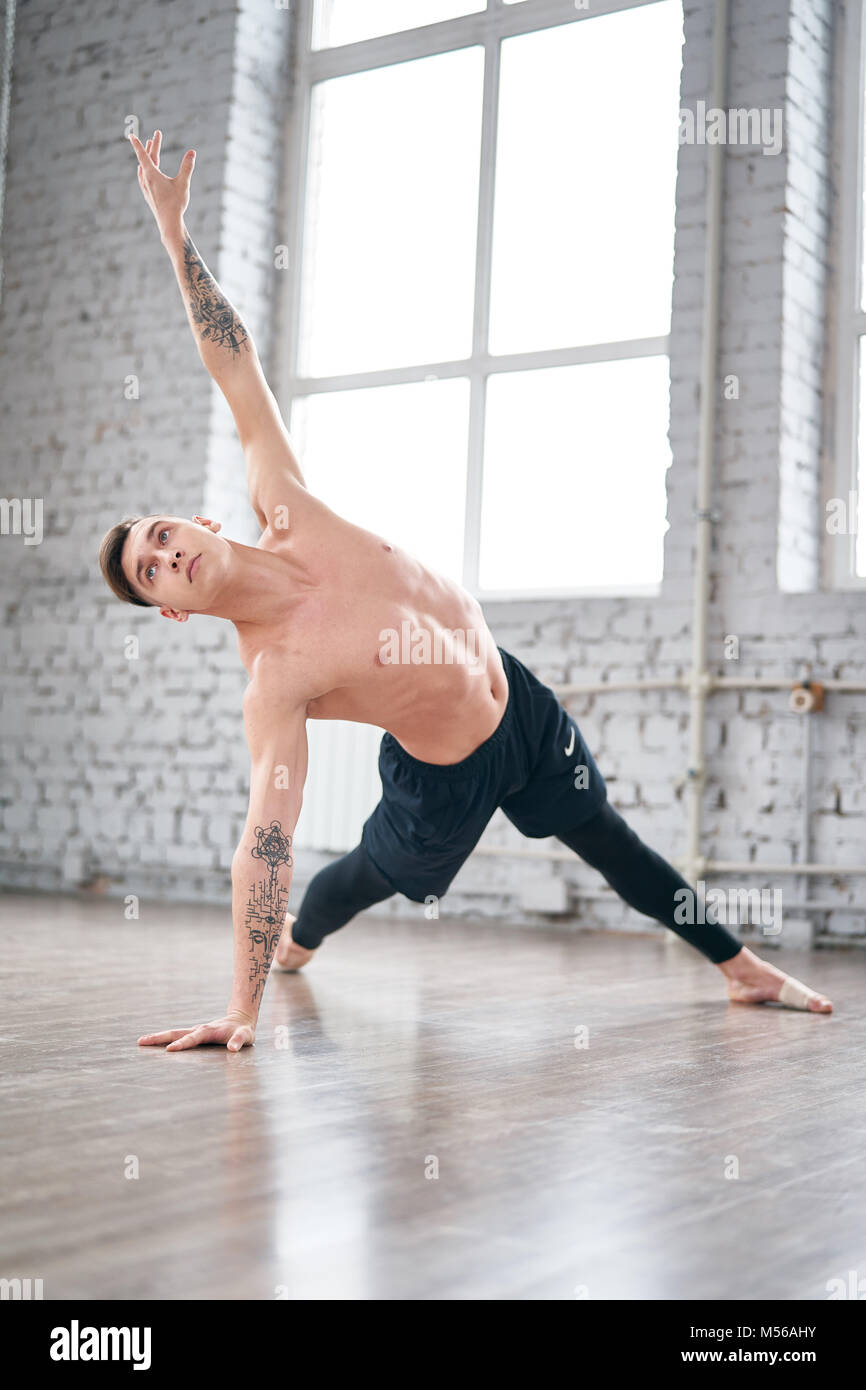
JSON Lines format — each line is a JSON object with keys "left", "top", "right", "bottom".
{"left": 121, "top": 514, "right": 229, "bottom": 619}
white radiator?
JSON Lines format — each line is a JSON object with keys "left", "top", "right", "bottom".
{"left": 293, "top": 720, "right": 385, "bottom": 852}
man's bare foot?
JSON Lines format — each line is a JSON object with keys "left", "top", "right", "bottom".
{"left": 272, "top": 913, "right": 316, "bottom": 972}
{"left": 718, "top": 946, "right": 832, "bottom": 1012}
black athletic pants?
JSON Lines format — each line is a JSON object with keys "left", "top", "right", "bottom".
{"left": 291, "top": 801, "right": 743, "bottom": 965}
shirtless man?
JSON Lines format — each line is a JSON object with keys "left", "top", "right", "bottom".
{"left": 101, "top": 132, "right": 832, "bottom": 1052}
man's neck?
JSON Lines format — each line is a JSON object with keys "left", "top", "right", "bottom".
{"left": 204, "top": 541, "right": 299, "bottom": 626}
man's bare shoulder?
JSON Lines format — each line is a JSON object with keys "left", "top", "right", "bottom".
{"left": 242, "top": 649, "right": 314, "bottom": 741}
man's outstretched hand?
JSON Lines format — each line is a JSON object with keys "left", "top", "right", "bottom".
{"left": 129, "top": 128, "right": 195, "bottom": 243}
{"left": 138, "top": 1009, "right": 256, "bottom": 1052}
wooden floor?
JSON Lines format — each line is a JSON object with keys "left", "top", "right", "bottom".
{"left": 0, "top": 890, "right": 862, "bottom": 1301}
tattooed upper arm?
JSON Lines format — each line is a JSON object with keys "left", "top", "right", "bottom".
{"left": 178, "top": 234, "right": 310, "bottom": 511}
{"left": 180, "top": 234, "right": 307, "bottom": 505}
{"left": 182, "top": 233, "right": 250, "bottom": 360}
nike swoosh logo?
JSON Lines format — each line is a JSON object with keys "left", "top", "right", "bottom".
{"left": 564, "top": 727, "right": 575, "bottom": 757}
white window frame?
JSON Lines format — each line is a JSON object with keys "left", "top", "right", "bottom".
{"left": 277, "top": 0, "right": 675, "bottom": 601}
{"left": 831, "top": 0, "right": 866, "bottom": 589}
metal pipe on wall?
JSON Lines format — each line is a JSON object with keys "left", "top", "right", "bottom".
{"left": 554, "top": 677, "right": 866, "bottom": 695}
{"left": 799, "top": 711, "right": 814, "bottom": 935}
{"left": 704, "top": 861, "right": 866, "bottom": 875}
{"left": 474, "top": 844, "right": 866, "bottom": 876}
{"left": 687, "top": 0, "right": 726, "bottom": 884}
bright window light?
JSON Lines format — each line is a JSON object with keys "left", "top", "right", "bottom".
{"left": 291, "top": 379, "right": 470, "bottom": 581}
{"left": 489, "top": 2, "right": 683, "bottom": 354}
{"left": 299, "top": 48, "right": 484, "bottom": 376}
{"left": 856, "top": 338, "right": 866, "bottom": 576}
{"left": 290, "top": 2, "right": 684, "bottom": 597}
{"left": 480, "top": 357, "right": 672, "bottom": 591}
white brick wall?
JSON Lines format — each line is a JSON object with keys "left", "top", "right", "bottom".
{"left": 0, "top": 0, "right": 275, "bottom": 905}
{"left": 1, "top": 0, "right": 863, "bottom": 944}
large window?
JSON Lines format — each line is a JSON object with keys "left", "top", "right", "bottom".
{"left": 283, "top": 0, "right": 684, "bottom": 597}
{"left": 833, "top": 0, "right": 866, "bottom": 586}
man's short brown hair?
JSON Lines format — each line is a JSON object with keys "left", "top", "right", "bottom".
{"left": 98, "top": 517, "right": 154, "bottom": 607}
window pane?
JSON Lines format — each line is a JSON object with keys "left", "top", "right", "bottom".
{"left": 489, "top": 2, "right": 684, "bottom": 355}
{"left": 861, "top": 62, "right": 866, "bottom": 309}
{"left": 479, "top": 357, "right": 671, "bottom": 591}
{"left": 856, "top": 338, "right": 866, "bottom": 576}
{"left": 313, "top": 0, "right": 485, "bottom": 49}
{"left": 291, "top": 379, "right": 469, "bottom": 580}
{"left": 299, "top": 50, "right": 483, "bottom": 376}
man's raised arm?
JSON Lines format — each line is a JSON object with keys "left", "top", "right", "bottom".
{"left": 138, "top": 690, "right": 309, "bottom": 1052}
{"left": 129, "top": 128, "right": 305, "bottom": 512}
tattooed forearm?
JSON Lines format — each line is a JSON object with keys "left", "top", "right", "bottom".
{"left": 244, "top": 821, "right": 293, "bottom": 1006}
{"left": 182, "top": 232, "right": 250, "bottom": 358}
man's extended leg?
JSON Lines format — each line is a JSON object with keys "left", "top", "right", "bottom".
{"left": 557, "top": 801, "right": 741, "bottom": 963}
{"left": 557, "top": 802, "right": 832, "bottom": 1011}
{"left": 273, "top": 842, "right": 395, "bottom": 969}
